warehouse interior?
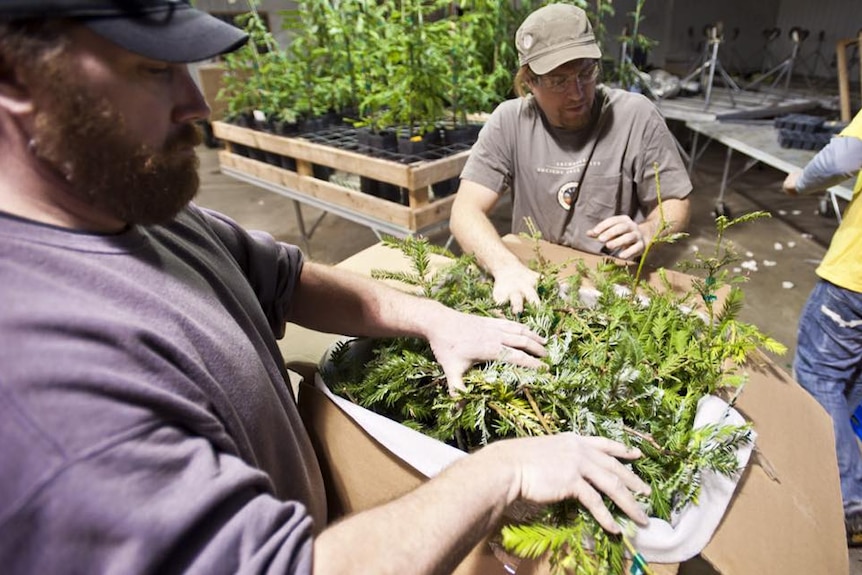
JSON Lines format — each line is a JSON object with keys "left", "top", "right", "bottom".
{"left": 191, "top": 0, "right": 861, "bottom": 381}
{"left": 3, "top": 0, "right": 855, "bottom": 572}
{"left": 184, "top": 0, "right": 862, "bottom": 571}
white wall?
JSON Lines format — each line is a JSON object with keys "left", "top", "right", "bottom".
{"left": 774, "top": 0, "right": 861, "bottom": 80}
{"left": 602, "top": 0, "right": 782, "bottom": 76}
{"left": 602, "top": 0, "right": 857, "bottom": 81}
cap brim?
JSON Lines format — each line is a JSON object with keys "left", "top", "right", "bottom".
{"left": 528, "top": 44, "right": 602, "bottom": 76}
{"left": 84, "top": 5, "right": 248, "bottom": 63}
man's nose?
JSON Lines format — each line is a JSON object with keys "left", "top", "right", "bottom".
{"left": 563, "top": 77, "right": 585, "bottom": 97}
{"left": 173, "top": 66, "right": 211, "bottom": 124}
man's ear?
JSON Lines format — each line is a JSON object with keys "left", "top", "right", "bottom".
{"left": 0, "top": 55, "right": 35, "bottom": 116}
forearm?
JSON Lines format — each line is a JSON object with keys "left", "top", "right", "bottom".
{"left": 450, "top": 189, "right": 524, "bottom": 278}
{"left": 313, "top": 445, "right": 514, "bottom": 575}
{"left": 456, "top": 216, "right": 523, "bottom": 277}
{"left": 313, "top": 434, "right": 651, "bottom": 575}
{"left": 796, "top": 136, "right": 862, "bottom": 193}
{"left": 287, "top": 261, "right": 450, "bottom": 340}
{"left": 640, "top": 197, "right": 690, "bottom": 240}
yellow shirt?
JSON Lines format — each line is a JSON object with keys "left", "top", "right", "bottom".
{"left": 817, "top": 111, "right": 862, "bottom": 292}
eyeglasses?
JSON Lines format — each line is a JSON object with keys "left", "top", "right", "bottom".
{"left": 538, "top": 63, "right": 600, "bottom": 93}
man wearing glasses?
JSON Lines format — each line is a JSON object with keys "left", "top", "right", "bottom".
{"left": 451, "top": 3, "right": 692, "bottom": 313}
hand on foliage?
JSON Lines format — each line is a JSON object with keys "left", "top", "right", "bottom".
{"left": 491, "top": 263, "right": 540, "bottom": 315}
{"left": 489, "top": 434, "right": 651, "bottom": 534}
{"left": 587, "top": 215, "right": 646, "bottom": 260}
{"left": 426, "top": 312, "right": 546, "bottom": 395}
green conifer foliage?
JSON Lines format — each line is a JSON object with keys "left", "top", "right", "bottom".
{"left": 325, "top": 213, "right": 785, "bottom": 574}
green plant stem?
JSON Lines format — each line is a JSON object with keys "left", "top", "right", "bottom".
{"left": 524, "top": 388, "right": 555, "bottom": 434}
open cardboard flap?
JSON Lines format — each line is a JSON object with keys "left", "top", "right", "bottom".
{"left": 292, "top": 238, "right": 847, "bottom": 574}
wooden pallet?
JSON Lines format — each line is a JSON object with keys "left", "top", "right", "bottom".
{"left": 212, "top": 121, "right": 470, "bottom": 236}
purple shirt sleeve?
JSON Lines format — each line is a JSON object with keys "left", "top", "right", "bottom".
{"left": 0, "top": 205, "right": 324, "bottom": 574}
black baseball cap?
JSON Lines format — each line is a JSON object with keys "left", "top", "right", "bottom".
{"left": 0, "top": 0, "right": 249, "bottom": 63}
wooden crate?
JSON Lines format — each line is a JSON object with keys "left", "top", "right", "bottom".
{"left": 212, "top": 121, "right": 470, "bottom": 236}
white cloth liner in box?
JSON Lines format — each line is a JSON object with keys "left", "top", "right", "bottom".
{"left": 314, "top": 372, "right": 754, "bottom": 563}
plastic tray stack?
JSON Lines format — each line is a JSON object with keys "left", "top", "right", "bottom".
{"left": 774, "top": 114, "right": 846, "bottom": 151}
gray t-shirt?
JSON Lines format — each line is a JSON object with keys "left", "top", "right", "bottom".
{"left": 461, "top": 86, "right": 692, "bottom": 254}
{"left": 0, "top": 205, "right": 325, "bottom": 574}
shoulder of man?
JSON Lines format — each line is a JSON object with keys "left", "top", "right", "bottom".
{"left": 496, "top": 96, "right": 537, "bottom": 118}
{"left": 484, "top": 97, "right": 542, "bottom": 128}
{"left": 598, "top": 87, "right": 669, "bottom": 137}
{"left": 601, "top": 85, "right": 657, "bottom": 111}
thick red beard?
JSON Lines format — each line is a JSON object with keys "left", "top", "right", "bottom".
{"left": 29, "top": 62, "right": 201, "bottom": 226}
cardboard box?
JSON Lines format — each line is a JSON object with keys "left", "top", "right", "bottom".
{"left": 288, "top": 236, "right": 847, "bottom": 574}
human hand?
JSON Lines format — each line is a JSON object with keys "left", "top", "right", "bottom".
{"left": 426, "top": 311, "right": 546, "bottom": 395}
{"left": 492, "top": 263, "right": 540, "bottom": 315}
{"left": 782, "top": 171, "right": 801, "bottom": 196}
{"left": 587, "top": 215, "right": 646, "bottom": 260}
{"left": 485, "top": 434, "right": 651, "bottom": 534}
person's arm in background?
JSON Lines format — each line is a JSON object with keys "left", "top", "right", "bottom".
{"left": 643, "top": 196, "right": 690, "bottom": 242}
{"left": 587, "top": 197, "right": 690, "bottom": 260}
{"left": 783, "top": 136, "right": 862, "bottom": 195}
{"left": 314, "top": 434, "right": 650, "bottom": 575}
{"left": 587, "top": 98, "right": 692, "bottom": 261}
{"left": 449, "top": 179, "right": 540, "bottom": 314}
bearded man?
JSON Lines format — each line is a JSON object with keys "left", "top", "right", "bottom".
{"left": 0, "top": 3, "right": 650, "bottom": 574}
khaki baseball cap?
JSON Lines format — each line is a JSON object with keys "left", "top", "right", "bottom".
{"left": 516, "top": 3, "right": 602, "bottom": 75}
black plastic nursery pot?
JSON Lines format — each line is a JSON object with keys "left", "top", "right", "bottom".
{"left": 358, "top": 128, "right": 405, "bottom": 205}
{"left": 396, "top": 128, "right": 442, "bottom": 159}
{"left": 432, "top": 124, "right": 481, "bottom": 198}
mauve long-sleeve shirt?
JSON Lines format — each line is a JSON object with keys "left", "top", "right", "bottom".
{"left": 0, "top": 204, "right": 326, "bottom": 574}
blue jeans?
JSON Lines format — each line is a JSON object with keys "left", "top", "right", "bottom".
{"left": 794, "top": 279, "right": 862, "bottom": 513}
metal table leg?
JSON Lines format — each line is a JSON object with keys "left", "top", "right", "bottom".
{"left": 292, "top": 200, "right": 327, "bottom": 256}
{"left": 714, "top": 146, "right": 734, "bottom": 216}
{"left": 688, "top": 131, "right": 701, "bottom": 176}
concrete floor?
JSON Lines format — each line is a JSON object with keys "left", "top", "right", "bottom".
{"left": 193, "top": 123, "right": 861, "bottom": 572}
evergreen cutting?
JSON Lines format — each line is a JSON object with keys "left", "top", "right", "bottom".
{"left": 324, "top": 211, "right": 785, "bottom": 574}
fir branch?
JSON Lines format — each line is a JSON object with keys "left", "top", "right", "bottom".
{"left": 327, "top": 217, "right": 777, "bottom": 573}
{"left": 524, "top": 387, "right": 556, "bottom": 434}
{"left": 622, "top": 424, "right": 676, "bottom": 456}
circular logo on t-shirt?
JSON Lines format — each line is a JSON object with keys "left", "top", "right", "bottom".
{"left": 557, "top": 182, "right": 579, "bottom": 210}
